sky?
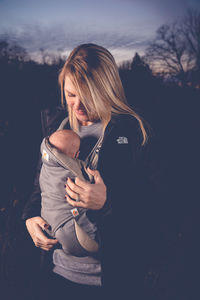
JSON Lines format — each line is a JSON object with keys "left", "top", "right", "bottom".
{"left": 0, "top": 0, "right": 200, "bottom": 64}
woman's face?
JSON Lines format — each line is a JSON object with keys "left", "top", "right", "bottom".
{"left": 64, "top": 76, "right": 93, "bottom": 126}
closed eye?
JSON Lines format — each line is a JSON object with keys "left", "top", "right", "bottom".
{"left": 67, "top": 93, "right": 75, "bottom": 97}
{"left": 65, "top": 89, "right": 76, "bottom": 97}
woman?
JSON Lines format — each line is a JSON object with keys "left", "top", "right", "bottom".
{"left": 22, "top": 43, "right": 150, "bottom": 299}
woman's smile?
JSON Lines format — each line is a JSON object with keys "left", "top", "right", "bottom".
{"left": 74, "top": 109, "right": 87, "bottom": 116}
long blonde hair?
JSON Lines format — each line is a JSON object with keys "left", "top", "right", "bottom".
{"left": 59, "top": 43, "right": 148, "bottom": 146}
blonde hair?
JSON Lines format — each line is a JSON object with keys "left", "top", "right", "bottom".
{"left": 59, "top": 43, "right": 148, "bottom": 146}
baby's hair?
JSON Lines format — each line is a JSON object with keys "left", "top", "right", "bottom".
{"left": 49, "top": 129, "right": 80, "bottom": 158}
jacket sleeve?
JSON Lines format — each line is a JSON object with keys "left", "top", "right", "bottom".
{"left": 97, "top": 116, "right": 145, "bottom": 218}
{"left": 96, "top": 116, "right": 158, "bottom": 294}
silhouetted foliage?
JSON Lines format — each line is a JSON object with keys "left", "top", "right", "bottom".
{"left": 119, "top": 49, "right": 200, "bottom": 299}
{"left": 145, "top": 9, "right": 200, "bottom": 88}
{"left": 0, "top": 39, "right": 29, "bottom": 63}
{"left": 145, "top": 23, "right": 188, "bottom": 80}
{"left": 182, "top": 9, "right": 200, "bottom": 71}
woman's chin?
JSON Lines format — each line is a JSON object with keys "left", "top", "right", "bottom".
{"left": 76, "top": 113, "right": 88, "bottom": 121}
{"left": 75, "top": 113, "right": 91, "bottom": 125}
{"left": 74, "top": 111, "right": 98, "bottom": 125}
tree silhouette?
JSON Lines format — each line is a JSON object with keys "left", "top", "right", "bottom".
{"left": 182, "top": 9, "right": 200, "bottom": 87}
{"left": 145, "top": 9, "right": 200, "bottom": 87}
{"left": 130, "top": 52, "right": 153, "bottom": 80}
{"left": 0, "top": 38, "right": 29, "bottom": 64}
{"left": 182, "top": 9, "right": 200, "bottom": 70}
{"left": 145, "top": 23, "right": 188, "bottom": 83}
{"left": 119, "top": 52, "right": 159, "bottom": 119}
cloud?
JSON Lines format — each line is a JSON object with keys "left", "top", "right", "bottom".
{"left": 121, "top": 0, "right": 200, "bottom": 19}
{"left": 1, "top": 23, "right": 150, "bottom": 63}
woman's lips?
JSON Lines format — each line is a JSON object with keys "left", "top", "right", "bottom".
{"left": 75, "top": 110, "right": 87, "bottom": 115}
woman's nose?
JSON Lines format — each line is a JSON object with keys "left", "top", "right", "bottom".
{"left": 73, "top": 98, "right": 83, "bottom": 110}
{"left": 73, "top": 98, "right": 80, "bottom": 109}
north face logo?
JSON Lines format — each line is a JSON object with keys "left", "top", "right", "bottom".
{"left": 116, "top": 136, "right": 128, "bottom": 144}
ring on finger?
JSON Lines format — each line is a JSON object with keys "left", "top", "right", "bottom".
{"left": 76, "top": 194, "right": 80, "bottom": 202}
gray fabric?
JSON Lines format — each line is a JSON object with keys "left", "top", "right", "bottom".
{"left": 44, "top": 137, "right": 93, "bottom": 182}
{"left": 78, "top": 121, "right": 103, "bottom": 139}
{"left": 77, "top": 121, "right": 104, "bottom": 168}
{"left": 53, "top": 249, "right": 102, "bottom": 286}
{"left": 40, "top": 118, "right": 103, "bottom": 286}
{"left": 55, "top": 219, "right": 98, "bottom": 257}
{"left": 40, "top": 138, "right": 99, "bottom": 248}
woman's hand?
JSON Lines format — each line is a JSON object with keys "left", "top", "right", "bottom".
{"left": 65, "top": 168, "right": 107, "bottom": 210}
{"left": 25, "top": 217, "right": 58, "bottom": 251}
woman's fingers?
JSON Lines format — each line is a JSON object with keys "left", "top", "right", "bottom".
{"left": 66, "top": 177, "right": 92, "bottom": 203}
{"left": 87, "top": 168, "right": 104, "bottom": 184}
{"left": 65, "top": 170, "right": 106, "bottom": 209}
{"left": 65, "top": 169, "right": 107, "bottom": 210}
{"left": 25, "top": 217, "right": 58, "bottom": 251}
{"left": 65, "top": 178, "right": 83, "bottom": 201}
{"left": 35, "top": 237, "right": 57, "bottom": 251}
{"left": 66, "top": 178, "right": 84, "bottom": 193}
{"left": 66, "top": 195, "right": 87, "bottom": 208}
{"left": 33, "top": 227, "right": 58, "bottom": 250}
{"left": 74, "top": 176, "right": 90, "bottom": 189}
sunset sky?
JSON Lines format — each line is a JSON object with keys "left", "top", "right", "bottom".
{"left": 0, "top": 0, "right": 200, "bottom": 64}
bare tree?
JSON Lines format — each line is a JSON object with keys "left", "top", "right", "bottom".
{"left": 144, "top": 9, "right": 200, "bottom": 86}
{"left": 145, "top": 23, "right": 188, "bottom": 81}
{"left": 182, "top": 9, "right": 200, "bottom": 70}
{"left": 181, "top": 9, "right": 200, "bottom": 87}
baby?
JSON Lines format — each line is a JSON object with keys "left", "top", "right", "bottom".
{"left": 39, "top": 129, "right": 99, "bottom": 257}
{"left": 49, "top": 129, "right": 80, "bottom": 159}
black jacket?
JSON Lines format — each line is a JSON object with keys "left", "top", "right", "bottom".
{"left": 22, "top": 107, "right": 156, "bottom": 297}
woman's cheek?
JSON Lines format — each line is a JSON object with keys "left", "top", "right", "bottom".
{"left": 66, "top": 97, "right": 72, "bottom": 107}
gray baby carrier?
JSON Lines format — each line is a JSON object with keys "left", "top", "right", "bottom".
{"left": 40, "top": 117, "right": 104, "bottom": 257}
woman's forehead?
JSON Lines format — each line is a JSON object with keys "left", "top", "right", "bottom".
{"left": 64, "top": 76, "right": 76, "bottom": 92}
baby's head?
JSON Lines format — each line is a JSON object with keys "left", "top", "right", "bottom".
{"left": 49, "top": 129, "right": 80, "bottom": 158}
